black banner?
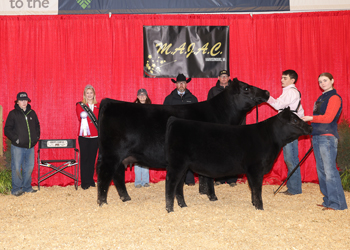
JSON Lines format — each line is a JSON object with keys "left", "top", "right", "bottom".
{"left": 143, "top": 26, "right": 229, "bottom": 78}
{"left": 57, "top": 0, "right": 290, "bottom": 15}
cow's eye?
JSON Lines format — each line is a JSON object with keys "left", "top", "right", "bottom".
{"left": 244, "top": 87, "right": 249, "bottom": 91}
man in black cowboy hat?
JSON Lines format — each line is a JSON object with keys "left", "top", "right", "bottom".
{"left": 163, "top": 73, "right": 198, "bottom": 105}
{"left": 163, "top": 73, "right": 198, "bottom": 186}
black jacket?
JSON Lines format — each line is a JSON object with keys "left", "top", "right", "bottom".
{"left": 207, "top": 79, "right": 232, "bottom": 100}
{"left": 207, "top": 79, "right": 246, "bottom": 125}
{"left": 4, "top": 103, "right": 40, "bottom": 148}
{"left": 163, "top": 89, "right": 198, "bottom": 105}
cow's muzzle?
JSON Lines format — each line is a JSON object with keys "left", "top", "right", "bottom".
{"left": 251, "top": 90, "right": 270, "bottom": 103}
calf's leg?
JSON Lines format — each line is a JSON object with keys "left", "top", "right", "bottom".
{"left": 198, "top": 176, "right": 218, "bottom": 201}
{"left": 175, "top": 173, "right": 187, "bottom": 208}
{"left": 198, "top": 175, "right": 208, "bottom": 194}
{"left": 166, "top": 167, "right": 186, "bottom": 212}
{"left": 205, "top": 177, "right": 218, "bottom": 201}
{"left": 97, "top": 159, "right": 115, "bottom": 206}
{"left": 246, "top": 172, "right": 264, "bottom": 210}
{"left": 112, "top": 164, "right": 131, "bottom": 202}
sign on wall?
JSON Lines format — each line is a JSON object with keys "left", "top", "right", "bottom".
{"left": 1, "top": 0, "right": 349, "bottom": 15}
{"left": 143, "top": 26, "right": 229, "bottom": 78}
{"left": 0, "top": 0, "right": 58, "bottom": 15}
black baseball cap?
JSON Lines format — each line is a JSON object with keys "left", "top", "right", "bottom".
{"left": 17, "top": 92, "right": 31, "bottom": 101}
{"left": 219, "top": 70, "right": 229, "bottom": 76}
{"left": 137, "top": 88, "right": 148, "bottom": 96}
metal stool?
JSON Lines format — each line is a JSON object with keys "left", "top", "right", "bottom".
{"left": 37, "top": 139, "right": 79, "bottom": 190}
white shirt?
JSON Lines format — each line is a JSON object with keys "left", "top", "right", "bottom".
{"left": 88, "top": 103, "right": 94, "bottom": 111}
{"left": 267, "top": 84, "right": 304, "bottom": 118}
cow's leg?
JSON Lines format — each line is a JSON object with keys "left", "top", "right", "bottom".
{"left": 97, "top": 159, "right": 114, "bottom": 206}
{"left": 198, "top": 175, "right": 208, "bottom": 194}
{"left": 199, "top": 176, "right": 218, "bottom": 201}
{"left": 166, "top": 165, "right": 188, "bottom": 212}
{"left": 175, "top": 172, "right": 187, "bottom": 209}
{"left": 112, "top": 164, "right": 131, "bottom": 202}
{"left": 246, "top": 172, "right": 264, "bottom": 210}
{"left": 165, "top": 171, "right": 178, "bottom": 213}
{"left": 205, "top": 177, "right": 218, "bottom": 201}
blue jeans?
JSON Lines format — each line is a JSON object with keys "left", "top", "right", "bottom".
{"left": 312, "top": 135, "right": 347, "bottom": 210}
{"left": 11, "top": 145, "right": 35, "bottom": 194}
{"left": 134, "top": 165, "right": 149, "bottom": 186}
{"left": 283, "top": 139, "right": 302, "bottom": 194}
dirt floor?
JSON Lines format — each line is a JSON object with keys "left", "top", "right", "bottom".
{"left": 1, "top": 181, "right": 350, "bottom": 250}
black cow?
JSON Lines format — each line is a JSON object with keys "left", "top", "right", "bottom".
{"left": 97, "top": 78, "right": 270, "bottom": 206}
{"left": 165, "top": 108, "right": 312, "bottom": 212}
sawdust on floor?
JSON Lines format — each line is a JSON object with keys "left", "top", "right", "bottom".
{"left": 1, "top": 182, "right": 349, "bottom": 249}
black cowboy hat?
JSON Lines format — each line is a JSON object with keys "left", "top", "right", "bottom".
{"left": 171, "top": 73, "right": 191, "bottom": 83}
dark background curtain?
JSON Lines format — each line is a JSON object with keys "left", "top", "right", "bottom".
{"left": 1, "top": 11, "right": 349, "bottom": 187}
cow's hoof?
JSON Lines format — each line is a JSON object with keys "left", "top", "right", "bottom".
{"left": 199, "top": 188, "right": 208, "bottom": 195}
{"left": 120, "top": 196, "right": 131, "bottom": 202}
{"left": 254, "top": 205, "right": 264, "bottom": 210}
{"left": 97, "top": 200, "right": 108, "bottom": 207}
{"left": 208, "top": 195, "right": 218, "bottom": 201}
{"left": 199, "top": 191, "right": 208, "bottom": 195}
{"left": 178, "top": 202, "right": 187, "bottom": 208}
{"left": 166, "top": 208, "right": 174, "bottom": 213}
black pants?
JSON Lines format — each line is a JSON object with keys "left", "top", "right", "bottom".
{"left": 78, "top": 136, "right": 98, "bottom": 188}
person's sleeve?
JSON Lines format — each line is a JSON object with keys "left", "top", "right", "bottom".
{"left": 163, "top": 96, "right": 170, "bottom": 105}
{"left": 76, "top": 103, "right": 82, "bottom": 121}
{"left": 207, "top": 89, "right": 213, "bottom": 100}
{"left": 4, "top": 112, "right": 17, "bottom": 143}
{"left": 267, "top": 89, "right": 299, "bottom": 111}
{"left": 312, "top": 96, "right": 341, "bottom": 124}
{"left": 35, "top": 112, "right": 40, "bottom": 139}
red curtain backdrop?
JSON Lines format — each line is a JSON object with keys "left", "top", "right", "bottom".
{"left": 1, "top": 11, "right": 349, "bottom": 187}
